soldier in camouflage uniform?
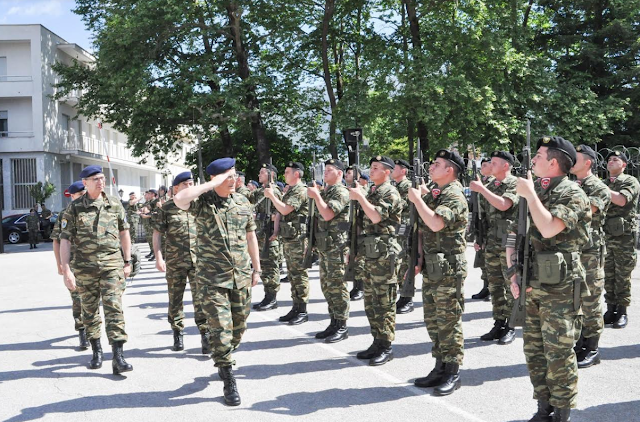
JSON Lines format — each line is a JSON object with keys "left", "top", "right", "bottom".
{"left": 26, "top": 209, "right": 40, "bottom": 249}
{"left": 603, "top": 150, "right": 640, "bottom": 329}
{"left": 126, "top": 192, "right": 141, "bottom": 243}
{"left": 471, "top": 158, "right": 494, "bottom": 301}
{"left": 507, "top": 137, "right": 591, "bottom": 422}
{"left": 142, "top": 189, "right": 159, "bottom": 260}
{"left": 352, "top": 155, "right": 402, "bottom": 366}
{"left": 60, "top": 165, "right": 133, "bottom": 375}
{"left": 392, "top": 159, "right": 414, "bottom": 314}
{"left": 308, "top": 158, "right": 351, "bottom": 342}
{"left": 266, "top": 161, "right": 310, "bottom": 325}
{"left": 408, "top": 149, "right": 468, "bottom": 396}
{"left": 52, "top": 181, "right": 88, "bottom": 350}
{"left": 345, "top": 166, "right": 365, "bottom": 301}
{"left": 250, "top": 163, "right": 283, "bottom": 311}
{"left": 359, "top": 172, "right": 371, "bottom": 195}
{"left": 174, "top": 157, "right": 261, "bottom": 407}
{"left": 40, "top": 203, "right": 53, "bottom": 240}
{"left": 153, "top": 172, "right": 208, "bottom": 353}
{"left": 571, "top": 145, "right": 611, "bottom": 368}
{"left": 235, "top": 171, "right": 251, "bottom": 199}
{"left": 470, "top": 151, "right": 519, "bottom": 345}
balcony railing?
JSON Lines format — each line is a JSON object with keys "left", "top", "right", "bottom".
{"left": 62, "top": 133, "right": 138, "bottom": 163}
{"left": 58, "top": 89, "right": 82, "bottom": 106}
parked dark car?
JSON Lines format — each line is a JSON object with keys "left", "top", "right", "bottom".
{"left": 2, "top": 212, "right": 58, "bottom": 244}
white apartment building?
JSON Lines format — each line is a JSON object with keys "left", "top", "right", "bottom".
{"left": 0, "top": 24, "right": 191, "bottom": 215}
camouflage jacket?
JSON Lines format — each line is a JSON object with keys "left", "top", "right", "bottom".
{"left": 155, "top": 199, "right": 197, "bottom": 269}
{"left": 250, "top": 185, "right": 282, "bottom": 238}
{"left": 395, "top": 178, "right": 411, "bottom": 224}
{"left": 420, "top": 180, "right": 469, "bottom": 256}
{"left": 604, "top": 173, "right": 640, "bottom": 234}
{"left": 26, "top": 215, "right": 39, "bottom": 231}
{"left": 40, "top": 207, "right": 52, "bottom": 222}
{"left": 316, "top": 183, "right": 350, "bottom": 235}
{"left": 484, "top": 174, "right": 519, "bottom": 242}
{"left": 190, "top": 190, "right": 256, "bottom": 289}
{"left": 576, "top": 174, "right": 611, "bottom": 250}
{"left": 52, "top": 204, "right": 77, "bottom": 267}
{"left": 60, "top": 192, "right": 129, "bottom": 270}
{"left": 280, "top": 181, "right": 308, "bottom": 240}
{"left": 236, "top": 185, "right": 251, "bottom": 199}
{"left": 126, "top": 201, "right": 141, "bottom": 221}
{"left": 361, "top": 180, "right": 402, "bottom": 236}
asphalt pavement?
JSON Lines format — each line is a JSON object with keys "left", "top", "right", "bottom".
{"left": 1, "top": 241, "right": 639, "bottom": 422}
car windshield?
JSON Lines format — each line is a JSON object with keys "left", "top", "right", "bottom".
{"left": 2, "top": 216, "right": 15, "bottom": 224}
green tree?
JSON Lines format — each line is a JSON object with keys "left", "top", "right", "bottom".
{"left": 29, "top": 182, "right": 56, "bottom": 206}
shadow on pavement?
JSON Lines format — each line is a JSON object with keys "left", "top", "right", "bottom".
{"left": 0, "top": 335, "right": 76, "bottom": 353}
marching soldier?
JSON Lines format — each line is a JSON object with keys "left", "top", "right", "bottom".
{"left": 471, "top": 157, "right": 493, "bottom": 301}
{"left": 174, "top": 158, "right": 261, "bottom": 406}
{"left": 470, "top": 151, "right": 519, "bottom": 345}
{"left": 307, "top": 159, "right": 351, "bottom": 342}
{"left": 358, "top": 172, "right": 371, "bottom": 195}
{"left": 266, "top": 162, "right": 310, "bottom": 325}
{"left": 141, "top": 189, "right": 159, "bottom": 261}
{"left": 408, "top": 149, "right": 467, "bottom": 396}
{"left": 126, "top": 192, "right": 141, "bottom": 243}
{"left": 235, "top": 171, "right": 251, "bottom": 199}
{"left": 345, "top": 166, "right": 364, "bottom": 301}
{"left": 26, "top": 208, "right": 40, "bottom": 249}
{"left": 60, "top": 165, "right": 134, "bottom": 375}
{"left": 352, "top": 155, "right": 402, "bottom": 366}
{"left": 392, "top": 159, "right": 414, "bottom": 314}
{"left": 603, "top": 150, "right": 640, "bottom": 328}
{"left": 571, "top": 145, "right": 611, "bottom": 368}
{"left": 507, "top": 137, "right": 590, "bottom": 422}
{"left": 153, "top": 172, "right": 208, "bottom": 353}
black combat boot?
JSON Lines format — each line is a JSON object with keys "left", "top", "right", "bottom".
{"left": 471, "top": 286, "right": 490, "bottom": 300}
{"left": 325, "top": 319, "right": 348, "bottom": 343}
{"left": 396, "top": 297, "right": 414, "bottom": 314}
{"left": 350, "top": 281, "right": 364, "bottom": 301}
{"left": 603, "top": 304, "right": 617, "bottom": 325}
{"left": 528, "top": 400, "right": 553, "bottom": 422}
{"left": 315, "top": 317, "right": 337, "bottom": 339}
{"left": 218, "top": 366, "right": 241, "bottom": 406}
{"left": 257, "top": 293, "right": 278, "bottom": 311}
{"left": 30, "top": 244, "right": 33, "bottom": 249}
{"left": 201, "top": 332, "right": 211, "bottom": 354}
{"left": 552, "top": 408, "right": 570, "bottom": 422}
{"left": 280, "top": 276, "right": 289, "bottom": 283}
{"left": 577, "top": 335, "right": 601, "bottom": 368}
{"left": 613, "top": 306, "right": 628, "bottom": 329}
{"left": 89, "top": 338, "right": 103, "bottom": 369}
{"left": 498, "top": 323, "right": 516, "bottom": 345}
{"left": 144, "top": 252, "right": 153, "bottom": 258}
{"left": 289, "top": 303, "right": 308, "bottom": 325}
{"left": 252, "top": 295, "right": 269, "bottom": 310}
{"left": 78, "top": 328, "right": 89, "bottom": 350}
{"left": 111, "top": 341, "right": 133, "bottom": 375}
{"left": 172, "top": 329, "right": 184, "bottom": 351}
{"left": 369, "top": 341, "right": 393, "bottom": 366}
{"left": 279, "top": 304, "right": 299, "bottom": 322}
{"left": 414, "top": 358, "right": 445, "bottom": 388}
{"left": 434, "top": 362, "right": 461, "bottom": 396}
{"left": 573, "top": 333, "right": 585, "bottom": 356}
{"left": 148, "top": 253, "right": 155, "bottom": 262}
{"left": 356, "top": 340, "right": 380, "bottom": 359}
{"left": 481, "top": 319, "right": 506, "bottom": 341}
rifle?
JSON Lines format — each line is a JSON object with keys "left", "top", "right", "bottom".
{"left": 302, "top": 153, "right": 318, "bottom": 268}
{"left": 509, "top": 120, "right": 532, "bottom": 328}
{"left": 344, "top": 131, "right": 361, "bottom": 282}
{"left": 470, "top": 144, "right": 485, "bottom": 268}
{"left": 400, "top": 138, "right": 423, "bottom": 298}
{"left": 260, "top": 158, "right": 274, "bottom": 260}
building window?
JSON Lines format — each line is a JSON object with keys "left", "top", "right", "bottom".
{"left": 12, "top": 158, "right": 37, "bottom": 209}
{"left": 0, "top": 56, "right": 6, "bottom": 82}
{"left": 0, "top": 111, "right": 7, "bottom": 138}
{"left": 140, "top": 176, "right": 148, "bottom": 192}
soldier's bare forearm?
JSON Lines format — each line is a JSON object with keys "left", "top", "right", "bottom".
{"left": 152, "top": 230, "right": 163, "bottom": 258}
{"left": 60, "top": 238, "right": 72, "bottom": 271}
{"left": 247, "top": 230, "right": 261, "bottom": 272}
{"left": 119, "top": 230, "right": 131, "bottom": 261}
{"left": 174, "top": 181, "right": 215, "bottom": 210}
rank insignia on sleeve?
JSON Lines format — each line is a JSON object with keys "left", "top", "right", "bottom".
{"left": 61, "top": 219, "right": 68, "bottom": 229}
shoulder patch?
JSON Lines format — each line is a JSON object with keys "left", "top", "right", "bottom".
{"left": 61, "top": 219, "right": 68, "bottom": 229}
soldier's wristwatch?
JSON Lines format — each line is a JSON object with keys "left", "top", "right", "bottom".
{"left": 124, "top": 260, "right": 131, "bottom": 265}
{"left": 253, "top": 270, "right": 262, "bottom": 275}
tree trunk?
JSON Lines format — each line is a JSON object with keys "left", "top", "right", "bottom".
{"left": 321, "top": 0, "right": 339, "bottom": 159}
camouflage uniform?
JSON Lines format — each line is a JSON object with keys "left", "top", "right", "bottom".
{"left": 420, "top": 180, "right": 468, "bottom": 365}
{"left": 236, "top": 185, "right": 251, "bottom": 199}
{"left": 603, "top": 174, "right": 640, "bottom": 308}
{"left": 524, "top": 176, "right": 590, "bottom": 409}
{"left": 475, "top": 175, "right": 494, "bottom": 290}
{"left": 357, "top": 181, "right": 402, "bottom": 342}
{"left": 280, "top": 182, "right": 309, "bottom": 304}
{"left": 126, "top": 202, "right": 141, "bottom": 243}
{"left": 316, "top": 183, "right": 350, "bottom": 320}
{"left": 395, "top": 178, "right": 412, "bottom": 290}
{"left": 60, "top": 193, "right": 130, "bottom": 344}
{"left": 41, "top": 205, "right": 53, "bottom": 238}
{"left": 143, "top": 198, "right": 159, "bottom": 252}
{"left": 155, "top": 199, "right": 207, "bottom": 334}
{"left": 26, "top": 214, "right": 39, "bottom": 244}
{"left": 190, "top": 191, "right": 256, "bottom": 367}
{"left": 250, "top": 187, "right": 283, "bottom": 296}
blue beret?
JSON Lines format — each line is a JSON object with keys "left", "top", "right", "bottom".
{"left": 68, "top": 181, "right": 85, "bottom": 194}
{"left": 359, "top": 173, "right": 370, "bottom": 181}
{"left": 148, "top": 189, "right": 158, "bottom": 195}
{"left": 173, "top": 171, "right": 193, "bottom": 186}
{"left": 315, "top": 179, "right": 324, "bottom": 186}
{"left": 250, "top": 180, "right": 259, "bottom": 188}
{"left": 79, "top": 165, "right": 103, "bottom": 179}
{"left": 206, "top": 157, "right": 236, "bottom": 176}
{"left": 276, "top": 181, "right": 285, "bottom": 190}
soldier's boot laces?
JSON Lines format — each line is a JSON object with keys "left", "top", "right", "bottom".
{"left": 552, "top": 408, "right": 570, "bottom": 422}
{"left": 172, "top": 330, "right": 184, "bottom": 351}
{"left": 89, "top": 338, "right": 103, "bottom": 369}
{"left": 480, "top": 319, "right": 505, "bottom": 341}
{"left": 350, "top": 281, "right": 364, "bottom": 301}
{"left": 369, "top": 341, "right": 393, "bottom": 366}
{"left": 603, "top": 304, "right": 617, "bottom": 325}
{"left": 434, "top": 362, "right": 461, "bottom": 396}
{"left": 396, "top": 297, "right": 414, "bottom": 314}
{"left": 219, "top": 366, "right": 241, "bottom": 406}
{"left": 414, "top": 358, "right": 445, "bottom": 388}
{"left": 289, "top": 303, "right": 308, "bottom": 325}
{"left": 356, "top": 340, "right": 380, "bottom": 360}
{"left": 471, "top": 286, "right": 490, "bottom": 300}
{"left": 315, "top": 317, "right": 337, "bottom": 339}
{"left": 257, "top": 293, "right": 278, "bottom": 311}
{"left": 112, "top": 341, "right": 133, "bottom": 375}
{"left": 201, "top": 332, "right": 211, "bottom": 355}
{"left": 325, "top": 319, "right": 348, "bottom": 343}
{"left": 528, "top": 400, "right": 553, "bottom": 422}
{"left": 577, "top": 335, "right": 601, "bottom": 368}
{"left": 279, "top": 304, "right": 299, "bottom": 322}
{"left": 613, "top": 306, "right": 628, "bottom": 329}
{"left": 78, "top": 328, "right": 89, "bottom": 350}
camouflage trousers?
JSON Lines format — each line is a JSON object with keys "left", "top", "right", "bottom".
{"left": 143, "top": 220, "right": 153, "bottom": 252}
{"left": 422, "top": 268, "right": 465, "bottom": 365}
{"left": 167, "top": 265, "right": 207, "bottom": 333}
{"left": 318, "top": 245, "right": 349, "bottom": 320}
{"left": 485, "top": 241, "right": 513, "bottom": 321}
{"left": 128, "top": 217, "right": 139, "bottom": 243}
{"left": 358, "top": 255, "right": 399, "bottom": 342}
{"left": 200, "top": 284, "right": 251, "bottom": 367}
{"left": 28, "top": 229, "right": 38, "bottom": 244}
{"left": 75, "top": 267, "right": 128, "bottom": 344}
{"left": 578, "top": 249, "right": 604, "bottom": 338}
{"left": 604, "top": 234, "right": 636, "bottom": 307}
{"left": 524, "top": 288, "right": 580, "bottom": 409}
{"left": 282, "top": 236, "right": 309, "bottom": 304}
{"left": 70, "top": 289, "right": 83, "bottom": 331}
{"left": 257, "top": 236, "right": 282, "bottom": 295}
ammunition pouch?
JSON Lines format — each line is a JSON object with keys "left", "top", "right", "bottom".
{"left": 315, "top": 231, "right": 334, "bottom": 252}
{"left": 359, "top": 236, "right": 389, "bottom": 259}
{"left": 495, "top": 219, "right": 509, "bottom": 246}
{"left": 532, "top": 251, "right": 579, "bottom": 286}
{"left": 605, "top": 216, "right": 626, "bottom": 237}
{"left": 336, "top": 221, "right": 351, "bottom": 232}
{"left": 280, "top": 221, "right": 305, "bottom": 239}
{"left": 424, "top": 253, "right": 450, "bottom": 282}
